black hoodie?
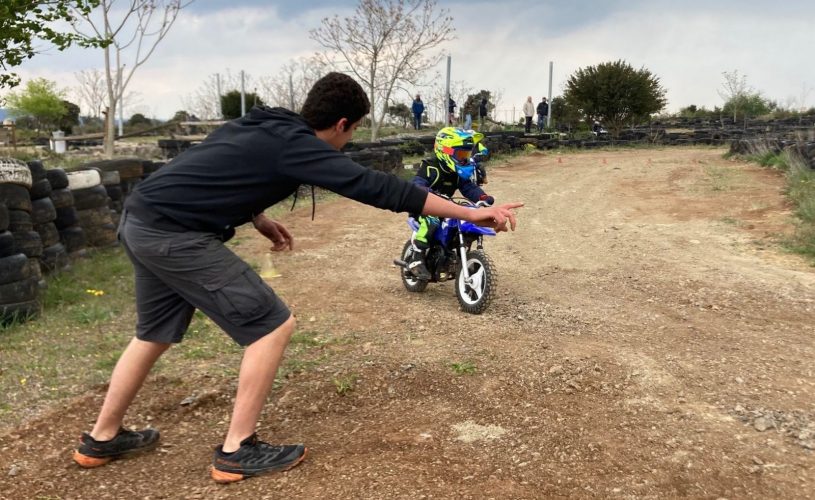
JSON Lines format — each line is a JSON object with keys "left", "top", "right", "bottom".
{"left": 126, "top": 106, "right": 427, "bottom": 240}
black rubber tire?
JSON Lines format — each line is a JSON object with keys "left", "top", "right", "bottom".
{"left": 27, "top": 257, "right": 42, "bottom": 282}
{"left": 8, "top": 210, "right": 33, "bottom": 233}
{"left": 455, "top": 249, "right": 496, "bottom": 314}
{"left": 106, "top": 184, "right": 123, "bottom": 202}
{"left": 26, "top": 160, "right": 47, "bottom": 181}
{"left": 31, "top": 197, "right": 57, "bottom": 225}
{"left": 54, "top": 207, "right": 79, "bottom": 229}
{"left": 0, "top": 276, "right": 39, "bottom": 303}
{"left": 50, "top": 188, "right": 74, "bottom": 209}
{"left": 0, "top": 253, "right": 30, "bottom": 285}
{"left": 79, "top": 158, "right": 144, "bottom": 179}
{"left": 46, "top": 168, "right": 69, "bottom": 189}
{"left": 72, "top": 185, "right": 110, "bottom": 211}
{"left": 0, "top": 230, "right": 16, "bottom": 258}
{"left": 59, "top": 226, "right": 87, "bottom": 253}
{"left": 77, "top": 206, "right": 113, "bottom": 227}
{"left": 13, "top": 230, "right": 43, "bottom": 258}
{"left": 0, "top": 183, "right": 32, "bottom": 212}
{"left": 29, "top": 178, "right": 52, "bottom": 200}
{"left": 85, "top": 223, "right": 118, "bottom": 247}
{"left": 40, "top": 242, "right": 68, "bottom": 273}
{"left": 399, "top": 240, "right": 429, "bottom": 293}
{"left": 35, "top": 222, "right": 60, "bottom": 247}
{"left": 0, "top": 299, "right": 41, "bottom": 325}
{"left": 0, "top": 204, "right": 8, "bottom": 231}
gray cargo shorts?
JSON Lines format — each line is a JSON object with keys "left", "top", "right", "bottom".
{"left": 118, "top": 210, "right": 291, "bottom": 346}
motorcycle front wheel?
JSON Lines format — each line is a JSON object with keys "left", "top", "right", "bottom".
{"left": 400, "top": 240, "right": 428, "bottom": 293}
{"left": 456, "top": 249, "right": 496, "bottom": 314}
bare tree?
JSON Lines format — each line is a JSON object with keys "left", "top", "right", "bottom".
{"left": 428, "top": 79, "right": 471, "bottom": 125}
{"left": 72, "top": 0, "right": 192, "bottom": 157}
{"left": 718, "top": 69, "right": 750, "bottom": 122}
{"left": 256, "top": 56, "right": 328, "bottom": 112}
{"left": 73, "top": 68, "right": 107, "bottom": 118}
{"left": 182, "top": 69, "right": 253, "bottom": 120}
{"left": 310, "top": 0, "right": 455, "bottom": 140}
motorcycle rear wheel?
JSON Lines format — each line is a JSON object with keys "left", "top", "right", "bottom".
{"left": 456, "top": 249, "right": 496, "bottom": 314}
{"left": 400, "top": 240, "right": 428, "bottom": 293}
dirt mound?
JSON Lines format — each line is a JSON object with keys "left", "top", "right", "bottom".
{"left": 1, "top": 147, "right": 813, "bottom": 499}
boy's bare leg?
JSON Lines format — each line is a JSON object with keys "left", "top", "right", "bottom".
{"left": 222, "top": 314, "right": 296, "bottom": 453}
{"left": 90, "top": 337, "right": 172, "bottom": 440}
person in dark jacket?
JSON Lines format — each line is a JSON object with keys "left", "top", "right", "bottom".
{"left": 478, "top": 97, "right": 489, "bottom": 131}
{"left": 536, "top": 97, "right": 549, "bottom": 132}
{"left": 411, "top": 94, "right": 424, "bottom": 130}
{"left": 71, "top": 72, "right": 522, "bottom": 483}
{"left": 406, "top": 127, "right": 495, "bottom": 279}
{"left": 448, "top": 97, "right": 457, "bottom": 125}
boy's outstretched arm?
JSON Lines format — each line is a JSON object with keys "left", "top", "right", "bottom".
{"left": 421, "top": 193, "right": 523, "bottom": 232}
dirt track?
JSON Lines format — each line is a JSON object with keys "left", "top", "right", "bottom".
{"left": 1, "top": 147, "right": 814, "bottom": 499}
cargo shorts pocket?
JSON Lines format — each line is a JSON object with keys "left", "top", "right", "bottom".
{"left": 203, "top": 268, "right": 274, "bottom": 325}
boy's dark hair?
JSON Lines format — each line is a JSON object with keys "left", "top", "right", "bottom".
{"left": 301, "top": 72, "right": 370, "bottom": 131}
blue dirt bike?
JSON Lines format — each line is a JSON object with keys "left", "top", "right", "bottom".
{"left": 394, "top": 199, "right": 497, "bottom": 314}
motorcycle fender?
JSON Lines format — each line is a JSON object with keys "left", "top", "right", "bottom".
{"left": 459, "top": 221, "right": 496, "bottom": 236}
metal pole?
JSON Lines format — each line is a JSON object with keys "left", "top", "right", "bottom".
{"left": 216, "top": 73, "right": 222, "bottom": 119}
{"left": 117, "top": 65, "right": 124, "bottom": 137}
{"left": 289, "top": 74, "right": 295, "bottom": 110}
{"left": 240, "top": 70, "right": 246, "bottom": 116}
{"left": 547, "top": 61, "right": 554, "bottom": 127}
{"left": 445, "top": 54, "right": 451, "bottom": 125}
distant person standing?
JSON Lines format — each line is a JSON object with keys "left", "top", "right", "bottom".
{"left": 411, "top": 95, "right": 425, "bottom": 130}
{"left": 536, "top": 97, "right": 549, "bottom": 132}
{"left": 523, "top": 96, "right": 535, "bottom": 133}
{"left": 478, "top": 96, "right": 489, "bottom": 130}
{"left": 448, "top": 97, "right": 457, "bottom": 125}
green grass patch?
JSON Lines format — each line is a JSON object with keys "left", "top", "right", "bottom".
{"left": 450, "top": 361, "right": 477, "bottom": 375}
{"left": 333, "top": 373, "right": 358, "bottom": 395}
{"left": 742, "top": 148, "right": 815, "bottom": 262}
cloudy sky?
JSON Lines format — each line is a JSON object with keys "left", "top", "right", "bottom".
{"left": 7, "top": 0, "right": 815, "bottom": 121}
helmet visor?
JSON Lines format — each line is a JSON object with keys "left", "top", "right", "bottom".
{"left": 452, "top": 148, "right": 472, "bottom": 164}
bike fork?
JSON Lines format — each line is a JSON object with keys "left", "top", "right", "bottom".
{"left": 458, "top": 233, "right": 470, "bottom": 280}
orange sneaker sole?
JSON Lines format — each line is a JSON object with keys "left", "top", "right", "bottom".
{"left": 73, "top": 451, "right": 113, "bottom": 468}
{"left": 211, "top": 447, "right": 308, "bottom": 483}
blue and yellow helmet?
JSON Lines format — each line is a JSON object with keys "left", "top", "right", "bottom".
{"left": 434, "top": 127, "right": 485, "bottom": 179}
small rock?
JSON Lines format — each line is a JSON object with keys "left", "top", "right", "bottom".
{"left": 548, "top": 365, "right": 563, "bottom": 375}
{"left": 753, "top": 417, "right": 772, "bottom": 432}
{"left": 8, "top": 464, "right": 20, "bottom": 477}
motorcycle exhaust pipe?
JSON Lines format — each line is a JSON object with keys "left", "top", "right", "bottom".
{"left": 393, "top": 259, "right": 408, "bottom": 268}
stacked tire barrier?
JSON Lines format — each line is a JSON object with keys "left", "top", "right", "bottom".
{"left": 27, "top": 161, "right": 69, "bottom": 274}
{"left": 729, "top": 139, "right": 815, "bottom": 169}
{"left": 79, "top": 158, "right": 145, "bottom": 227}
{"left": 67, "top": 169, "right": 117, "bottom": 248}
{"left": 48, "top": 167, "right": 88, "bottom": 259}
{"left": 0, "top": 158, "right": 42, "bottom": 323}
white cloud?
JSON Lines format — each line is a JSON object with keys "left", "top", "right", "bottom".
{"left": 6, "top": 0, "right": 814, "bottom": 119}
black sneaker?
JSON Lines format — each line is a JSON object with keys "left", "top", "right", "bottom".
{"left": 211, "top": 434, "right": 307, "bottom": 483}
{"left": 407, "top": 249, "right": 431, "bottom": 280}
{"left": 73, "top": 427, "right": 160, "bottom": 468}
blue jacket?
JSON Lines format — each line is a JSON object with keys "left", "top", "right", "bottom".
{"left": 412, "top": 99, "right": 425, "bottom": 116}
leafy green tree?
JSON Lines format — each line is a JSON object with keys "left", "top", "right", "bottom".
{"left": 5, "top": 78, "right": 67, "bottom": 130}
{"left": 550, "top": 96, "right": 582, "bottom": 133}
{"left": 128, "top": 113, "right": 152, "bottom": 128}
{"left": 57, "top": 99, "right": 80, "bottom": 134}
{"left": 563, "top": 60, "right": 667, "bottom": 138}
{"left": 463, "top": 90, "right": 492, "bottom": 120}
{"left": 0, "top": 1, "right": 105, "bottom": 89}
{"left": 723, "top": 92, "right": 774, "bottom": 122}
{"left": 387, "top": 103, "right": 411, "bottom": 128}
{"left": 220, "top": 90, "right": 264, "bottom": 120}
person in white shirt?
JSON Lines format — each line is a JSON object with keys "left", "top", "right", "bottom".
{"left": 522, "top": 96, "right": 535, "bottom": 133}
